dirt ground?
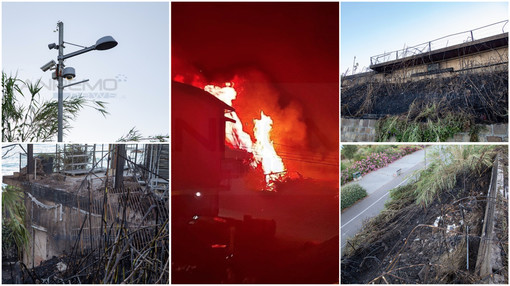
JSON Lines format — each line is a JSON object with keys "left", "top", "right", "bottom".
{"left": 341, "top": 158, "right": 508, "bottom": 284}
{"left": 341, "top": 70, "right": 508, "bottom": 124}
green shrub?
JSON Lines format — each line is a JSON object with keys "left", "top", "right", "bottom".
{"left": 353, "top": 154, "right": 366, "bottom": 162}
{"left": 386, "top": 184, "right": 416, "bottom": 209}
{"left": 414, "top": 145, "right": 494, "bottom": 207}
{"left": 341, "top": 184, "right": 367, "bottom": 210}
{"left": 373, "top": 145, "right": 392, "bottom": 154}
{"left": 375, "top": 102, "right": 472, "bottom": 142}
{"left": 342, "top": 145, "right": 358, "bottom": 161}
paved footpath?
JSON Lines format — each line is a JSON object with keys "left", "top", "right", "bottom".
{"left": 341, "top": 148, "right": 429, "bottom": 255}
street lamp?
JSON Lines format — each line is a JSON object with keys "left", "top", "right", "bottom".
{"left": 41, "top": 21, "right": 117, "bottom": 142}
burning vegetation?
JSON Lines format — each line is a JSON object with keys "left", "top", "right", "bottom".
{"left": 203, "top": 81, "right": 286, "bottom": 191}
{"left": 171, "top": 77, "right": 339, "bottom": 283}
{"left": 171, "top": 3, "right": 339, "bottom": 283}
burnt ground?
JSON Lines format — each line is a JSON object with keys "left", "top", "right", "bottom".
{"left": 3, "top": 243, "right": 168, "bottom": 284}
{"left": 341, "top": 160, "right": 508, "bottom": 284}
{"left": 341, "top": 70, "right": 508, "bottom": 124}
{"left": 3, "top": 255, "right": 75, "bottom": 284}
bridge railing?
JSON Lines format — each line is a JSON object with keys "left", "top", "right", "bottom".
{"left": 370, "top": 20, "right": 508, "bottom": 66}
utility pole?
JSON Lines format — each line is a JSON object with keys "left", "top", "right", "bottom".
{"left": 43, "top": 21, "right": 117, "bottom": 142}
{"left": 57, "top": 21, "right": 64, "bottom": 142}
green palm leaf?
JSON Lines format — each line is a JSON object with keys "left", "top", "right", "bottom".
{"left": 2, "top": 72, "right": 110, "bottom": 141}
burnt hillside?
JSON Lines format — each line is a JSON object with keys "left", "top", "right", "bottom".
{"left": 341, "top": 150, "right": 508, "bottom": 284}
{"left": 341, "top": 70, "right": 508, "bottom": 124}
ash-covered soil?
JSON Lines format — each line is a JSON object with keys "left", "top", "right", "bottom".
{"left": 341, "top": 70, "right": 508, "bottom": 124}
{"left": 341, "top": 163, "right": 507, "bottom": 284}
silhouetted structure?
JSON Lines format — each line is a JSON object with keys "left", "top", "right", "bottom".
{"left": 172, "top": 81, "right": 234, "bottom": 221}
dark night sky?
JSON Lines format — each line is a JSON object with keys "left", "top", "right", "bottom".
{"left": 172, "top": 2, "right": 339, "bottom": 180}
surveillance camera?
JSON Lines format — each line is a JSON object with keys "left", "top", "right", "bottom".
{"left": 63, "top": 67, "right": 76, "bottom": 80}
{"left": 48, "top": 43, "right": 59, "bottom": 50}
{"left": 41, "top": 60, "right": 56, "bottom": 72}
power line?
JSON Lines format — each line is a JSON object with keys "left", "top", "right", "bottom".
{"left": 277, "top": 156, "right": 339, "bottom": 167}
{"left": 236, "top": 148, "right": 339, "bottom": 164}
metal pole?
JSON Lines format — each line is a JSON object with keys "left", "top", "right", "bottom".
{"left": 134, "top": 144, "right": 138, "bottom": 165}
{"left": 114, "top": 145, "right": 126, "bottom": 189}
{"left": 27, "top": 144, "right": 34, "bottom": 175}
{"left": 57, "top": 21, "right": 64, "bottom": 142}
{"left": 424, "top": 146, "right": 427, "bottom": 168}
{"left": 466, "top": 225, "right": 469, "bottom": 270}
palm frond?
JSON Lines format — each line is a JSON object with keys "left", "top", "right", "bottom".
{"left": 118, "top": 126, "right": 142, "bottom": 142}
{"left": 2, "top": 185, "right": 29, "bottom": 259}
{"left": 2, "top": 72, "right": 110, "bottom": 141}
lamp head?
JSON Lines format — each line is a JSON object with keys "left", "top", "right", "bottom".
{"left": 95, "top": 36, "right": 118, "bottom": 50}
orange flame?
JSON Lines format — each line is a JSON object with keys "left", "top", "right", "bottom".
{"left": 204, "top": 83, "right": 286, "bottom": 190}
{"left": 204, "top": 84, "right": 253, "bottom": 153}
{"left": 253, "top": 111, "right": 286, "bottom": 188}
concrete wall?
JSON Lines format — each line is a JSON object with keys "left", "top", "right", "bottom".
{"left": 446, "top": 124, "right": 509, "bottom": 142}
{"left": 475, "top": 153, "right": 507, "bottom": 283}
{"left": 342, "top": 46, "right": 508, "bottom": 87}
{"left": 22, "top": 183, "right": 104, "bottom": 268}
{"left": 386, "top": 47, "right": 508, "bottom": 82}
{"left": 341, "top": 118, "right": 508, "bottom": 142}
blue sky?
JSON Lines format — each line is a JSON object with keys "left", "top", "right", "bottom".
{"left": 2, "top": 2, "right": 169, "bottom": 142}
{"left": 341, "top": 2, "right": 508, "bottom": 75}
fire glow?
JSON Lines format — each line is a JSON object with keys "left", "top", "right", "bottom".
{"left": 204, "top": 84, "right": 253, "bottom": 152}
{"left": 204, "top": 83, "right": 286, "bottom": 190}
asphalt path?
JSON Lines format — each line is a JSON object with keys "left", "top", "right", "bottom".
{"left": 341, "top": 148, "right": 428, "bottom": 255}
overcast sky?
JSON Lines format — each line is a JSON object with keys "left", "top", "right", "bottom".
{"left": 341, "top": 2, "right": 508, "bottom": 75}
{"left": 2, "top": 2, "right": 169, "bottom": 142}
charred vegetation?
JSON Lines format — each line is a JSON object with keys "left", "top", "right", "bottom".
{"left": 341, "top": 147, "right": 508, "bottom": 284}
{"left": 341, "top": 68, "right": 508, "bottom": 141}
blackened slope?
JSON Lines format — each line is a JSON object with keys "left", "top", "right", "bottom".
{"left": 341, "top": 167, "right": 491, "bottom": 284}
{"left": 341, "top": 70, "right": 508, "bottom": 124}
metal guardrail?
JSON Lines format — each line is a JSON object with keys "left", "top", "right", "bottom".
{"left": 370, "top": 20, "right": 508, "bottom": 66}
{"left": 18, "top": 144, "right": 146, "bottom": 174}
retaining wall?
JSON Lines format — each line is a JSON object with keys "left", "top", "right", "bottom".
{"left": 340, "top": 118, "right": 377, "bottom": 142}
{"left": 475, "top": 153, "right": 506, "bottom": 283}
{"left": 341, "top": 118, "right": 508, "bottom": 142}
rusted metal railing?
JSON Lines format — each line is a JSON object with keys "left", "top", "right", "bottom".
{"left": 370, "top": 20, "right": 508, "bottom": 66}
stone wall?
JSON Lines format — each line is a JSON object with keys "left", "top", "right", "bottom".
{"left": 340, "top": 118, "right": 377, "bottom": 142}
{"left": 447, "top": 124, "right": 508, "bottom": 142}
{"left": 341, "top": 118, "right": 508, "bottom": 142}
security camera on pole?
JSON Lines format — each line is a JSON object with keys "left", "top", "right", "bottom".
{"left": 41, "top": 21, "right": 117, "bottom": 142}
